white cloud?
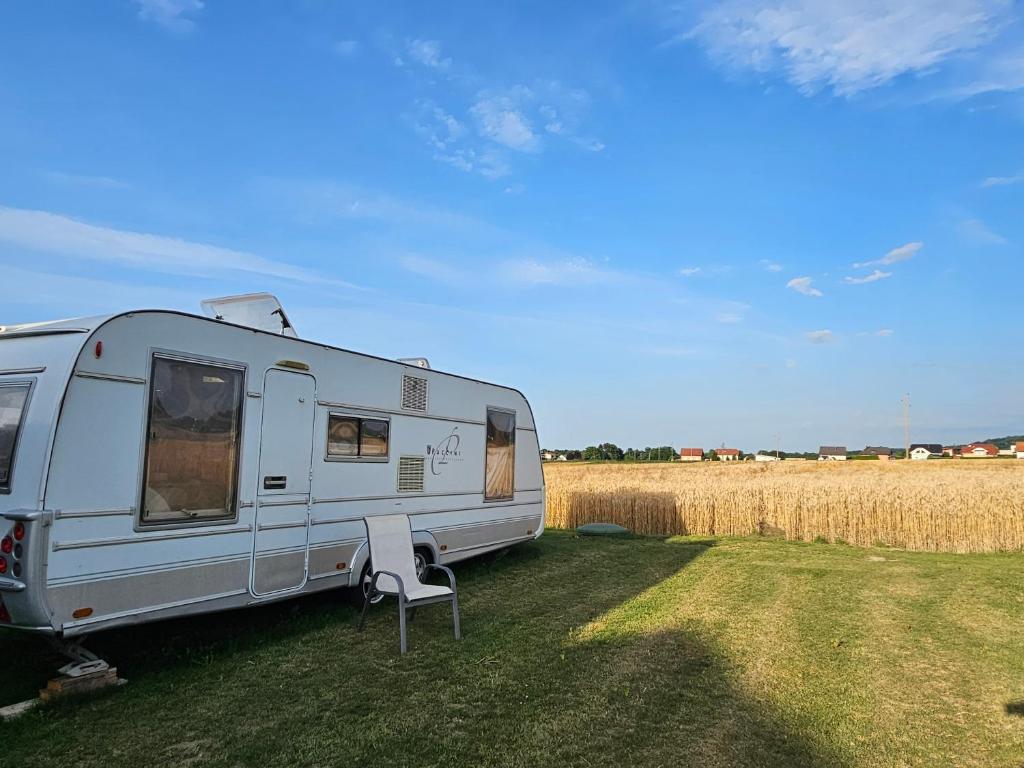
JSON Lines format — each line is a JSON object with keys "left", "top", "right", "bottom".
{"left": 682, "top": 0, "right": 1012, "bottom": 96}
{"left": 716, "top": 312, "right": 743, "bottom": 324}
{"left": 806, "top": 329, "right": 834, "bottom": 344}
{"left": 498, "top": 256, "right": 619, "bottom": 286}
{"left": 405, "top": 39, "right": 451, "bottom": 70}
{"left": 958, "top": 217, "right": 1007, "bottom": 244}
{"left": 759, "top": 259, "right": 782, "bottom": 272}
{"left": 679, "top": 266, "right": 702, "bottom": 277}
{"left": 0, "top": 205, "right": 361, "bottom": 289}
{"left": 844, "top": 269, "right": 892, "bottom": 285}
{"left": 333, "top": 40, "right": 359, "bottom": 57}
{"left": 471, "top": 91, "right": 541, "bottom": 153}
{"left": 854, "top": 241, "right": 923, "bottom": 268}
{"left": 980, "top": 174, "right": 1023, "bottom": 187}
{"left": 42, "top": 171, "right": 130, "bottom": 190}
{"left": 133, "top": 0, "right": 203, "bottom": 32}
{"left": 787, "top": 276, "right": 823, "bottom": 297}
{"left": 876, "top": 328, "right": 895, "bottom": 336}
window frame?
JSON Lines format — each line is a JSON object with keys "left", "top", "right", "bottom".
{"left": 325, "top": 412, "right": 391, "bottom": 462}
{"left": 0, "top": 379, "right": 34, "bottom": 496}
{"left": 137, "top": 352, "right": 247, "bottom": 529}
{"left": 483, "top": 406, "right": 516, "bottom": 502}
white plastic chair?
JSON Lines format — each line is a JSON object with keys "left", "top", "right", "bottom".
{"left": 357, "top": 514, "right": 461, "bottom": 654}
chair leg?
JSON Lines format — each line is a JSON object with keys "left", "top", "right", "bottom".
{"left": 399, "top": 600, "right": 408, "bottom": 655}
{"left": 358, "top": 589, "right": 371, "bottom": 632}
{"left": 451, "top": 591, "right": 462, "bottom": 641}
{"left": 409, "top": 607, "right": 417, "bottom": 622}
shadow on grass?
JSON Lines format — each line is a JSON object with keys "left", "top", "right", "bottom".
{"left": 1, "top": 532, "right": 844, "bottom": 767}
{"left": 1006, "top": 700, "right": 1024, "bottom": 717}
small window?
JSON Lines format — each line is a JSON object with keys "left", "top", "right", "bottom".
{"left": 484, "top": 408, "right": 515, "bottom": 501}
{"left": 0, "top": 383, "right": 31, "bottom": 493}
{"left": 327, "top": 414, "right": 390, "bottom": 460}
{"left": 141, "top": 357, "right": 244, "bottom": 525}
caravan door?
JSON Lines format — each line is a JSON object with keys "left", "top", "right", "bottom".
{"left": 251, "top": 369, "right": 316, "bottom": 595}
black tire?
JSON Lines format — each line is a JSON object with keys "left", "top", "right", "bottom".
{"left": 349, "top": 549, "right": 432, "bottom": 608}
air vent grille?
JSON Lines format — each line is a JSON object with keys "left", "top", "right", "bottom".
{"left": 397, "top": 456, "right": 425, "bottom": 493}
{"left": 401, "top": 374, "right": 428, "bottom": 412}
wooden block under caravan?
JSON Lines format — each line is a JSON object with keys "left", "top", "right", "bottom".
{"left": 39, "top": 667, "right": 122, "bottom": 702}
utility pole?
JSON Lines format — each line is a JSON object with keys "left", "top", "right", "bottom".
{"left": 904, "top": 393, "right": 912, "bottom": 459}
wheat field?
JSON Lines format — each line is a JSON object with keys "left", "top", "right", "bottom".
{"left": 543, "top": 460, "right": 1024, "bottom": 553}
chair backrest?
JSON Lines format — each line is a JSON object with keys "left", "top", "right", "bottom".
{"left": 364, "top": 514, "right": 420, "bottom": 594}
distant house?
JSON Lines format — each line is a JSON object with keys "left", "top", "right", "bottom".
{"left": 942, "top": 446, "right": 958, "bottom": 457}
{"left": 556, "top": 454, "right": 568, "bottom": 461}
{"left": 962, "top": 442, "right": 999, "bottom": 458}
{"left": 679, "top": 448, "right": 703, "bottom": 462}
{"left": 861, "top": 446, "right": 892, "bottom": 461}
{"left": 755, "top": 452, "right": 781, "bottom": 462}
{"left": 1016, "top": 442, "right": 1024, "bottom": 460}
{"left": 818, "top": 446, "right": 847, "bottom": 461}
{"left": 717, "top": 448, "right": 740, "bottom": 461}
{"left": 541, "top": 451, "right": 557, "bottom": 461}
{"left": 909, "top": 443, "right": 943, "bottom": 460}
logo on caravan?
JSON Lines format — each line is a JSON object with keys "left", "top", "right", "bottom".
{"left": 427, "top": 428, "right": 463, "bottom": 476}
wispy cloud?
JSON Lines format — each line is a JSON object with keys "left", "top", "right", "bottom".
{"left": 679, "top": 266, "right": 702, "bottom": 277}
{"left": 980, "top": 174, "right": 1023, "bottom": 187}
{"left": 333, "top": 40, "right": 359, "bottom": 57}
{"left": 405, "top": 39, "right": 451, "bottom": 70}
{"left": 844, "top": 269, "right": 892, "bottom": 285}
{"left": 0, "top": 205, "right": 361, "bottom": 289}
{"left": 253, "top": 178, "right": 491, "bottom": 232}
{"left": 42, "top": 171, "right": 131, "bottom": 190}
{"left": 787, "top": 276, "right": 823, "bottom": 297}
{"left": 716, "top": 312, "right": 743, "bottom": 324}
{"left": 646, "top": 346, "right": 698, "bottom": 356}
{"left": 806, "top": 329, "right": 834, "bottom": 344}
{"left": 133, "top": 0, "right": 203, "bottom": 32}
{"left": 498, "top": 256, "right": 620, "bottom": 286}
{"left": 399, "top": 255, "right": 465, "bottom": 285}
{"left": 471, "top": 89, "right": 541, "bottom": 153}
{"left": 876, "top": 329, "right": 894, "bottom": 336}
{"left": 958, "top": 217, "right": 1007, "bottom": 244}
{"left": 678, "top": 0, "right": 1012, "bottom": 97}
{"left": 759, "top": 259, "right": 782, "bottom": 272}
{"left": 854, "top": 241, "right": 922, "bottom": 268}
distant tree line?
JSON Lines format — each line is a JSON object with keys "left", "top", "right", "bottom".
{"left": 543, "top": 444, "right": 681, "bottom": 462}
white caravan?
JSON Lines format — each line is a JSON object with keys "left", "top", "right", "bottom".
{"left": 0, "top": 295, "right": 543, "bottom": 645}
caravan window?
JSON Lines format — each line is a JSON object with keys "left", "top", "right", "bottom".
{"left": 327, "top": 414, "right": 389, "bottom": 460}
{"left": 0, "top": 383, "right": 31, "bottom": 494}
{"left": 141, "top": 357, "right": 244, "bottom": 525}
{"left": 484, "top": 408, "right": 515, "bottom": 501}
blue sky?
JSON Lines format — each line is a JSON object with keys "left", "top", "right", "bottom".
{"left": 1, "top": 1, "right": 1022, "bottom": 451}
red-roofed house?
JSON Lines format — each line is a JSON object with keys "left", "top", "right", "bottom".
{"left": 1015, "top": 442, "right": 1024, "bottom": 460}
{"left": 679, "top": 448, "right": 703, "bottom": 462}
{"left": 716, "top": 448, "right": 741, "bottom": 461}
{"left": 962, "top": 442, "right": 999, "bottom": 458}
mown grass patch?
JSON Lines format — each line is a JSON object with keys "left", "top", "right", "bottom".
{"left": 2, "top": 531, "right": 1022, "bottom": 767}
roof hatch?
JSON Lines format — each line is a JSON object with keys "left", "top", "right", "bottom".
{"left": 200, "top": 293, "right": 297, "bottom": 338}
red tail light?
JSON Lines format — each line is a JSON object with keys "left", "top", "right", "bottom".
{"left": 0, "top": 557, "right": 6, "bottom": 574}
{"left": 0, "top": 536, "right": 10, "bottom": 554}
{"left": 12, "top": 522, "right": 25, "bottom": 541}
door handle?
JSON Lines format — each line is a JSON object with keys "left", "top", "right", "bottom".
{"left": 263, "top": 476, "right": 287, "bottom": 490}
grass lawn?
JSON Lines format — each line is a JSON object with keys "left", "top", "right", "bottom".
{"left": 2, "top": 530, "right": 1023, "bottom": 767}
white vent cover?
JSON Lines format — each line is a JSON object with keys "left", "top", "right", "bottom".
{"left": 397, "top": 456, "right": 425, "bottom": 493}
{"left": 401, "top": 374, "right": 428, "bottom": 412}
